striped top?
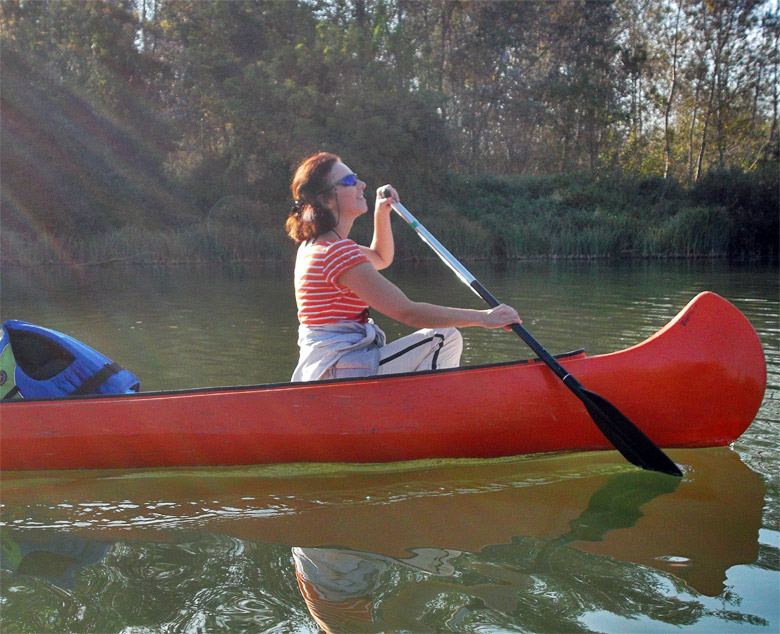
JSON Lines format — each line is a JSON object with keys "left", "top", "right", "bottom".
{"left": 294, "top": 239, "right": 370, "bottom": 326}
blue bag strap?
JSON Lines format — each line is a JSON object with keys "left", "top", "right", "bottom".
{"left": 70, "top": 362, "right": 123, "bottom": 396}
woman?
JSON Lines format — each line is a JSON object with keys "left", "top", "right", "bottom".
{"left": 287, "top": 152, "right": 521, "bottom": 382}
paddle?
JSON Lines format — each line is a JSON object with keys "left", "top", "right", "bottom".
{"left": 386, "top": 195, "right": 683, "bottom": 477}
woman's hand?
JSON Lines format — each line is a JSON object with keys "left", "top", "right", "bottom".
{"left": 375, "top": 185, "right": 399, "bottom": 215}
{"left": 339, "top": 263, "right": 522, "bottom": 331}
{"left": 482, "top": 304, "right": 522, "bottom": 330}
{"left": 361, "top": 184, "right": 398, "bottom": 271}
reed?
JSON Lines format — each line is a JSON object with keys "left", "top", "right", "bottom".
{"left": 445, "top": 173, "right": 768, "bottom": 261}
{"left": 638, "top": 207, "right": 734, "bottom": 258}
{"left": 1, "top": 224, "right": 291, "bottom": 267}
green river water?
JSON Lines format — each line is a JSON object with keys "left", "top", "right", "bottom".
{"left": 0, "top": 259, "right": 777, "bottom": 633}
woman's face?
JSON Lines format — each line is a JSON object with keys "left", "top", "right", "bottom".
{"left": 326, "top": 161, "right": 367, "bottom": 218}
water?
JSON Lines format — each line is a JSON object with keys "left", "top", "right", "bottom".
{"left": 0, "top": 259, "right": 778, "bottom": 633}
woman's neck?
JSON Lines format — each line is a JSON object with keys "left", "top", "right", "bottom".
{"left": 332, "top": 217, "right": 354, "bottom": 239}
{"left": 310, "top": 214, "right": 354, "bottom": 244}
{"left": 312, "top": 228, "right": 344, "bottom": 244}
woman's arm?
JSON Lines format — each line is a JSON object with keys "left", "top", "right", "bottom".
{"left": 358, "top": 186, "right": 397, "bottom": 271}
{"left": 338, "top": 262, "right": 520, "bottom": 329}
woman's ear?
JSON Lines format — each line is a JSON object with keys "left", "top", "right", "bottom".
{"left": 316, "top": 190, "right": 336, "bottom": 213}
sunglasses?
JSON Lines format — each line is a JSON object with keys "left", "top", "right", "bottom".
{"left": 334, "top": 173, "right": 359, "bottom": 187}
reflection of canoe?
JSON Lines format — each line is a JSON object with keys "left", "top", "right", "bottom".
{"left": 0, "top": 292, "right": 766, "bottom": 471}
{"left": 0, "top": 448, "right": 764, "bottom": 596}
{"left": 561, "top": 450, "right": 764, "bottom": 597}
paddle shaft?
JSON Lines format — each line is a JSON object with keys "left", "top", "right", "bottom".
{"left": 388, "top": 200, "right": 573, "bottom": 383}
{"left": 388, "top": 198, "right": 682, "bottom": 476}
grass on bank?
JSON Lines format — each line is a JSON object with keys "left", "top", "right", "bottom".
{"left": 0, "top": 204, "right": 747, "bottom": 266}
{"left": 3, "top": 169, "right": 776, "bottom": 266}
{"left": 0, "top": 224, "right": 293, "bottom": 266}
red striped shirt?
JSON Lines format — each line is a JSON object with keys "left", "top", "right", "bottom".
{"left": 295, "top": 239, "right": 370, "bottom": 326}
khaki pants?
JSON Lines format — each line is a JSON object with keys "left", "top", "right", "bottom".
{"left": 376, "top": 327, "right": 463, "bottom": 375}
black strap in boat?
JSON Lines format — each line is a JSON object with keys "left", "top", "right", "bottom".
{"left": 2, "top": 385, "right": 20, "bottom": 400}
{"left": 71, "top": 362, "right": 123, "bottom": 396}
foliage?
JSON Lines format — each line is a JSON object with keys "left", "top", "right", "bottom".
{"left": 0, "top": 1, "right": 191, "bottom": 239}
{"left": 0, "top": 0, "right": 776, "bottom": 263}
{"left": 441, "top": 170, "right": 777, "bottom": 260}
{"left": 691, "top": 166, "right": 780, "bottom": 258}
{"left": 149, "top": 0, "right": 450, "bottom": 210}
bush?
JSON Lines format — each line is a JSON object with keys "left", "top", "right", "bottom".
{"left": 643, "top": 206, "right": 734, "bottom": 257}
{"left": 692, "top": 167, "right": 779, "bottom": 259}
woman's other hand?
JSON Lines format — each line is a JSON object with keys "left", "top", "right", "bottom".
{"left": 482, "top": 304, "right": 522, "bottom": 330}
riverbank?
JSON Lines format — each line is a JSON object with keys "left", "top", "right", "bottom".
{"left": 3, "top": 171, "right": 776, "bottom": 266}
{"left": 0, "top": 223, "right": 770, "bottom": 268}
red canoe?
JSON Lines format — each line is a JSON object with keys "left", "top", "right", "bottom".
{"left": 0, "top": 292, "right": 766, "bottom": 471}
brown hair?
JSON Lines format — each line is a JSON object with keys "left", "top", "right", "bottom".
{"left": 286, "top": 152, "right": 340, "bottom": 243}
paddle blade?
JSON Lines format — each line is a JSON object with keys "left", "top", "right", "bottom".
{"left": 578, "top": 388, "right": 683, "bottom": 477}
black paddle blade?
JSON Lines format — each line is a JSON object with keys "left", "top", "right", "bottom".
{"left": 578, "top": 388, "right": 683, "bottom": 477}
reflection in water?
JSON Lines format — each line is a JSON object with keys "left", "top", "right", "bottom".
{"left": 0, "top": 532, "right": 111, "bottom": 590}
{"left": 293, "top": 546, "right": 462, "bottom": 632}
{"left": 290, "top": 469, "right": 679, "bottom": 632}
{"left": 541, "top": 468, "right": 679, "bottom": 545}
{"left": 1, "top": 449, "right": 773, "bottom": 632}
{"left": 293, "top": 547, "right": 387, "bottom": 630}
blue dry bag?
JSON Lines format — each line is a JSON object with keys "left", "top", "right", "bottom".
{"left": 0, "top": 320, "right": 139, "bottom": 399}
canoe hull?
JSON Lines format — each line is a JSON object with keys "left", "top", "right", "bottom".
{"left": 0, "top": 292, "right": 766, "bottom": 471}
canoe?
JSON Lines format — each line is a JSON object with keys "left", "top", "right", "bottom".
{"left": 0, "top": 291, "right": 766, "bottom": 471}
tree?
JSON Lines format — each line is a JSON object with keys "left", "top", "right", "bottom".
{"left": 0, "top": 0, "right": 186, "bottom": 239}
{"left": 150, "top": 0, "right": 450, "bottom": 209}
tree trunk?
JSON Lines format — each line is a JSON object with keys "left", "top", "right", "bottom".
{"left": 695, "top": 73, "right": 716, "bottom": 181}
{"left": 687, "top": 83, "right": 701, "bottom": 184}
{"left": 663, "top": 0, "right": 684, "bottom": 179}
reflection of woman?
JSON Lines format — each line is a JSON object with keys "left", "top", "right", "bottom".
{"left": 292, "top": 546, "right": 460, "bottom": 633}
{"left": 292, "top": 547, "right": 384, "bottom": 632}
{"left": 287, "top": 152, "right": 521, "bottom": 381}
